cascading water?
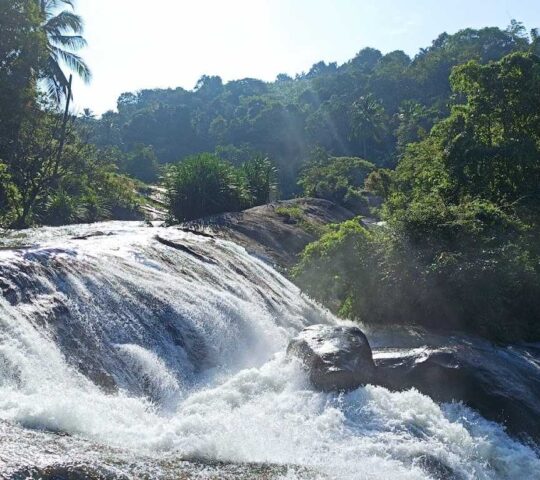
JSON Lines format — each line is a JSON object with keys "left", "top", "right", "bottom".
{"left": 0, "top": 222, "right": 539, "bottom": 479}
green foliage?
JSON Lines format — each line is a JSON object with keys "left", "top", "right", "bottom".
{"left": 124, "top": 144, "right": 160, "bottom": 183}
{"left": 0, "top": 104, "right": 142, "bottom": 228}
{"left": 444, "top": 53, "right": 540, "bottom": 205}
{"left": 275, "top": 204, "right": 324, "bottom": 236}
{"left": 241, "top": 156, "right": 278, "bottom": 205}
{"left": 42, "top": 188, "right": 85, "bottom": 226}
{"left": 364, "top": 168, "right": 393, "bottom": 198}
{"left": 82, "top": 23, "right": 539, "bottom": 195}
{"left": 0, "top": 0, "right": 46, "bottom": 158}
{"left": 296, "top": 52, "right": 540, "bottom": 342}
{"left": 275, "top": 205, "right": 303, "bottom": 220}
{"left": 39, "top": 0, "right": 91, "bottom": 101}
{"left": 0, "top": 0, "right": 133, "bottom": 229}
{"left": 166, "top": 153, "right": 249, "bottom": 222}
{"left": 166, "top": 153, "right": 280, "bottom": 222}
{"left": 293, "top": 219, "right": 378, "bottom": 314}
{"left": 0, "top": 162, "right": 19, "bottom": 224}
{"left": 349, "top": 94, "right": 389, "bottom": 160}
{"left": 299, "top": 151, "right": 375, "bottom": 211}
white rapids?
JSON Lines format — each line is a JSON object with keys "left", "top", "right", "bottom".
{"left": 0, "top": 222, "right": 538, "bottom": 479}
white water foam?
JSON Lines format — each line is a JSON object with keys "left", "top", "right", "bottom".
{"left": 0, "top": 222, "right": 538, "bottom": 479}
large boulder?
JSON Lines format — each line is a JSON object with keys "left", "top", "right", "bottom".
{"left": 181, "top": 198, "right": 356, "bottom": 268}
{"left": 287, "top": 325, "right": 376, "bottom": 391}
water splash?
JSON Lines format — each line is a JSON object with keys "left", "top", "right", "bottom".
{"left": 0, "top": 222, "right": 538, "bottom": 479}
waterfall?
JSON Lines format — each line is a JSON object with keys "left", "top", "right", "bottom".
{"left": 0, "top": 222, "right": 538, "bottom": 479}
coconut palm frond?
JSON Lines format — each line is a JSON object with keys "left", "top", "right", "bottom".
{"left": 44, "top": 11, "right": 85, "bottom": 35}
{"left": 49, "top": 35, "right": 87, "bottom": 50}
{"left": 52, "top": 46, "right": 91, "bottom": 84}
{"left": 38, "top": 1, "right": 90, "bottom": 103}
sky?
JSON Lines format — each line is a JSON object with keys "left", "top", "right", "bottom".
{"left": 70, "top": 0, "right": 540, "bottom": 115}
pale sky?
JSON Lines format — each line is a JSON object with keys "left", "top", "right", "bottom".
{"left": 71, "top": 0, "right": 540, "bottom": 115}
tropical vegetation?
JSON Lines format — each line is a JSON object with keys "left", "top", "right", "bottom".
{"left": 0, "top": 0, "right": 140, "bottom": 228}
{"left": 294, "top": 52, "right": 540, "bottom": 342}
{"left": 2, "top": 2, "right": 539, "bottom": 342}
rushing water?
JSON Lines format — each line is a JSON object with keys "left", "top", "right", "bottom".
{"left": 0, "top": 222, "right": 539, "bottom": 479}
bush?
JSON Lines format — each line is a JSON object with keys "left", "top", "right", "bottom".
{"left": 241, "top": 156, "right": 278, "bottom": 205}
{"left": 166, "top": 153, "right": 279, "bottom": 223}
{"left": 294, "top": 209, "right": 540, "bottom": 341}
{"left": 166, "top": 153, "right": 249, "bottom": 222}
{"left": 124, "top": 144, "right": 160, "bottom": 183}
{"left": 293, "top": 219, "right": 379, "bottom": 314}
{"left": 364, "top": 168, "right": 393, "bottom": 198}
{"left": 42, "top": 189, "right": 85, "bottom": 226}
{"left": 0, "top": 162, "right": 19, "bottom": 226}
{"left": 299, "top": 153, "right": 375, "bottom": 211}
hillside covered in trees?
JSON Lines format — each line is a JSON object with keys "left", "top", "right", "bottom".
{"left": 294, "top": 51, "right": 540, "bottom": 341}
{"left": 1, "top": 2, "right": 539, "bottom": 343}
{"left": 83, "top": 21, "right": 540, "bottom": 196}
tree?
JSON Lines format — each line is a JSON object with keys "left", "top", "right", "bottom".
{"left": 0, "top": 0, "right": 46, "bottom": 157}
{"left": 296, "top": 50, "right": 540, "bottom": 342}
{"left": 0, "top": 162, "right": 19, "bottom": 224}
{"left": 349, "top": 94, "right": 388, "bottom": 160}
{"left": 241, "top": 156, "right": 278, "bottom": 206}
{"left": 125, "top": 144, "right": 159, "bottom": 183}
{"left": 531, "top": 28, "right": 540, "bottom": 55}
{"left": 443, "top": 52, "right": 540, "bottom": 205}
{"left": 395, "top": 101, "right": 435, "bottom": 153}
{"left": 299, "top": 152, "right": 375, "bottom": 211}
{"left": 39, "top": 0, "right": 91, "bottom": 102}
{"left": 82, "top": 23, "right": 540, "bottom": 198}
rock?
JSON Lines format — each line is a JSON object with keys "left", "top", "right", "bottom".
{"left": 12, "top": 464, "right": 128, "bottom": 480}
{"left": 288, "top": 325, "right": 540, "bottom": 440}
{"left": 288, "top": 324, "right": 375, "bottom": 391}
{"left": 182, "top": 198, "right": 356, "bottom": 268}
{"left": 415, "top": 454, "right": 461, "bottom": 480}
{"left": 71, "top": 231, "right": 112, "bottom": 240}
{"left": 155, "top": 235, "right": 216, "bottom": 264}
{"left": 374, "top": 343, "right": 540, "bottom": 441}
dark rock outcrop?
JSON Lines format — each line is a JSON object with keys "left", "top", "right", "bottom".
{"left": 181, "top": 198, "right": 356, "bottom": 268}
{"left": 287, "top": 325, "right": 376, "bottom": 391}
{"left": 373, "top": 343, "right": 540, "bottom": 441}
{"left": 155, "top": 235, "right": 217, "bottom": 264}
{"left": 289, "top": 324, "right": 540, "bottom": 441}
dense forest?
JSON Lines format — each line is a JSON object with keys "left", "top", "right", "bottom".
{"left": 81, "top": 20, "right": 540, "bottom": 196}
{"left": 295, "top": 51, "right": 540, "bottom": 341}
{"left": 1, "top": 1, "right": 539, "bottom": 341}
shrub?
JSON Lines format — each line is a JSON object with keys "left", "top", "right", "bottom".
{"left": 241, "top": 156, "right": 278, "bottom": 205}
{"left": 294, "top": 209, "right": 540, "bottom": 341}
{"left": 299, "top": 154, "right": 375, "bottom": 211}
{"left": 0, "top": 162, "right": 19, "bottom": 226}
{"left": 166, "top": 153, "right": 249, "bottom": 222}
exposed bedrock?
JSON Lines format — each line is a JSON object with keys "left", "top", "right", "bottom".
{"left": 288, "top": 324, "right": 540, "bottom": 441}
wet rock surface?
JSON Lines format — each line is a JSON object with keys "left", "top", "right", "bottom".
{"left": 287, "top": 325, "right": 376, "bottom": 391}
{"left": 181, "top": 198, "right": 356, "bottom": 268}
{"left": 289, "top": 324, "right": 540, "bottom": 441}
{"left": 373, "top": 342, "right": 540, "bottom": 441}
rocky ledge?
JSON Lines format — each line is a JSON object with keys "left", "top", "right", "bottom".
{"left": 180, "top": 198, "right": 356, "bottom": 268}
{"left": 288, "top": 324, "right": 540, "bottom": 442}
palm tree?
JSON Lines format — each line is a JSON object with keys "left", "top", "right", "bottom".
{"left": 349, "top": 94, "right": 387, "bottom": 159}
{"left": 39, "top": 0, "right": 91, "bottom": 102}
